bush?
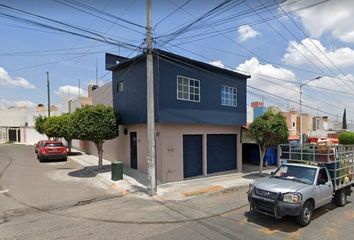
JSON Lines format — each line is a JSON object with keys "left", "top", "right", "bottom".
{"left": 338, "top": 132, "right": 354, "bottom": 144}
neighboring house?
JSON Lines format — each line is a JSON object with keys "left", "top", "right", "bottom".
{"left": 67, "top": 84, "right": 97, "bottom": 113}
{"left": 0, "top": 104, "right": 60, "bottom": 144}
{"left": 92, "top": 49, "right": 250, "bottom": 183}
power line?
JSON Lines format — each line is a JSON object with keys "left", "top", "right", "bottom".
{"left": 52, "top": 0, "right": 145, "bottom": 35}
{"left": 154, "top": 0, "right": 192, "bottom": 30}
{"left": 0, "top": 3, "right": 141, "bottom": 50}
{"left": 276, "top": 0, "right": 354, "bottom": 88}
{"left": 253, "top": 0, "right": 354, "bottom": 93}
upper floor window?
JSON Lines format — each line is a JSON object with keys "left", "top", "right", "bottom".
{"left": 118, "top": 81, "right": 124, "bottom": 92}
{"left": 221, "top": 85, "right": 237, "bottom": 107}
{"left": 177, "top": 75, "right": 200, "bottom": 102}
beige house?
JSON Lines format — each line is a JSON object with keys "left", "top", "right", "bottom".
{"left": 74, "top": 50, "right": 249, "bottom": 183}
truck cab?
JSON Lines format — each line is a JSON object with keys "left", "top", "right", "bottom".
{"left": 248, "top": 163, "right": 350, "bottom": 226}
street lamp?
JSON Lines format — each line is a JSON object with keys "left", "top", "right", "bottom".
{"left": 299, "top": 76, "right": 322, "bottom": 145}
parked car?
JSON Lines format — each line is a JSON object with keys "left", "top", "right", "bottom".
{"left": 247, "top": 144, "right": 353, "bottom": 226}
{"left": 35, "top": 140, "right": 67, "bottom": 162}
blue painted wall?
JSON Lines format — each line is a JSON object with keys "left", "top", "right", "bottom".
{"left": 112, "top": 53, "right": 247, "bottom": 126}
{"left": 254, "top": 107, "right": 268, "bottom": 119}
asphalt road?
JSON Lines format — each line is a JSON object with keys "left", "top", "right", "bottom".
{"left": 0, "top": 144, "right": 353, "bottom": 240}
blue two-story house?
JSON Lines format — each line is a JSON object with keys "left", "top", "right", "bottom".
{"left": 106, "top": 49, "right": 249, "bottom": 183}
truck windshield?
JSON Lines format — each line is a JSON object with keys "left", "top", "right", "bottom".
{"left": 272, "top": 165, "right": 317, "bottom": 185}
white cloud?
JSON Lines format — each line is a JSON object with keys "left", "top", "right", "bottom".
{"left": 283, "top": 0, "right": 354, "bottom": 43}
{"left": 0, "top": 67, "right": 36, "bottom": 89}
{"left": 236, "top": 57, "right": 298, "bottom": 101}
{"left": 0, "top": 99, "right": 35, "bottom": 109}
{"left": 282, "top": 38, "right": 354, "bottom": 67}
{"left": 209, "top": 60, "right": 225, "bottom": 68}
{"left": 237, "top": 25, "right": 260, "bottom": 42}
{"left": 55, "top": 85, "right": 85, "bottom": 99}
{"left": 307, "top": 73, "right": 354, "bottom": 93}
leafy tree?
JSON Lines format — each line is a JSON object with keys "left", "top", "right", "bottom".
{"left": 60, "top": 113, "right": 76, "bottom": 153}
{"left": 338, "top": 131, "right": 354, "bottom": 144}
{"left": 34, "top": 115, "right": 47, "bottom": 135}
{"left": 248, "top": 110, "right": 289, "bottom": 174}
{"left": 70, "top": 104, "right": 119, "bottom": 168}
{"left": 342, "top": 108, "right": 347, "bottom": 130}
{"left": 43, "top": 116, "right": 64, "bottom": 140}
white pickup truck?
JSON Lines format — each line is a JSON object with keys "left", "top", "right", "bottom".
{"left": 248, "top": 144, "right": 353, "bottom": 226}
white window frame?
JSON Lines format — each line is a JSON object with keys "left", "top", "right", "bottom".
{"left": 221, "top": 85, "right": 237, "bottom": 107}
{"left": 118, "top": 81, "right": 124, "bottom": 92}
{"left": 176, "top": 75, "right": 200, "bottom": 102}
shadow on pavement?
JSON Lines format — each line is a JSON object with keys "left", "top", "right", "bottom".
{"left": 244, "top": 211, "right": 301, "bottom": 233}
{"left": 123, "top": 166, "right": 148, "bottom": 187}
{"left": 68, "top": 152, "right": 83, "bottom": 156}
{"left": 244, "top": 201, "right": 345, "bottom": 233}
{"left": 68, "top": 164, "right": 111, "bottom": 178}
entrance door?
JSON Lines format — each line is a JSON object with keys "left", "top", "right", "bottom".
{"left": 8, "top": 129, "right": 16, "bottom": 142}
{"left": 130, "top": 132, "right": 137, "bottom": 169}
{"left": 183, "top": 135, "right": 203, "bottom": 178}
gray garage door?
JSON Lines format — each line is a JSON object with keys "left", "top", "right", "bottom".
{"left": 207, "top": 134, "right": 237, "bottom": 174}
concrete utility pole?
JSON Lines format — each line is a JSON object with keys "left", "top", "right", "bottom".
{"left": 146, "top": 0, "right": 157, "bottom": 196}
{"left": 46, "top": 72, "right": 51, "bottom": 117}
{"left": 299, "top": 76, "right": 322, "bottom": 145}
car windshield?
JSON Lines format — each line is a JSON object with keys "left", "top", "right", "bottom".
{"left": 45, "top": 143, "right": 63, "bottom": 147}
{"left": 272, "top": 165, "right": 317, "bottom": 185}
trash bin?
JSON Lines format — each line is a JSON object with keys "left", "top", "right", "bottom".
{"left": 111, "top": 161, "right": 123, "bottom": 181}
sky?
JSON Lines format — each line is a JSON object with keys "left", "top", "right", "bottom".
{"left": 1, "top": 0, "right": 354, "bottom": 122}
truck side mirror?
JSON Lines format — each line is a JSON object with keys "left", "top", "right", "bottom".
{"left": 317, "top": 178, "right": 326, "bottom": 185}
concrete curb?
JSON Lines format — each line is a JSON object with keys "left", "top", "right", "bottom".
{"left": 68, "top": 155, "right": 115, "bottom": 187}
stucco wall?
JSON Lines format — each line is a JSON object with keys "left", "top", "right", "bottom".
{"left": 157, "top": 124, "right": 242, "bottom": 183}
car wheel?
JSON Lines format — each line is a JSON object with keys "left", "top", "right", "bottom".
{"left": 297, "top": 201, "right": 313, "bottom": 227}
{"left": 335, "top": 189, "right": 346, "bottom": 207}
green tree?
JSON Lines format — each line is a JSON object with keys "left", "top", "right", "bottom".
{"left": 43, "top": 116, "right": 64, "bottom": 140}
{"left": 70, "top": 105, "right": 119, "bottom": 168}
{"left": 248, "top": 110, "right": 289, "bottom": 174}
{"left": 60, "top": 113, "right": 76, "bottom": 153}
{"left": 342, "top": 108, "right": 347, "bottom": 130}
{"left": 338, "top": 131, "right": 354, "bottom": 144}
{"left": 34, "top": 115, "right": 47, "bottom": 135}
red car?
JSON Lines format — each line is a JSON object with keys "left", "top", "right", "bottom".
{"left": 35, "top": 140, "right": 67, "bottom": 162}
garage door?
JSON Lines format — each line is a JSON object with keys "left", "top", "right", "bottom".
{"left": 183, "top": 135, "right": 203, "bottom": 178}
{"left": 207, "top": 134, "right": 237, "bottom": 174}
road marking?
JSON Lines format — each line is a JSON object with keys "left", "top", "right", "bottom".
{"left": 0, "top": 189, "right": 9, "bottom": 194}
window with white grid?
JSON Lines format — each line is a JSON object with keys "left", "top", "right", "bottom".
{"left": 177, "top": 76, "right": 200, "bottom": 102}
{"left": 221, "top": 85, "right": 237, "bottom": 107}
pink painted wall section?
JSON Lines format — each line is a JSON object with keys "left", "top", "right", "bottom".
{"left": 157, "top": 124, "right": 242, "bottom": 183}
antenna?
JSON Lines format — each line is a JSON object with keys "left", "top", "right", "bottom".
{"left": 96, "top": 58, "right": 98, "bottom": 85}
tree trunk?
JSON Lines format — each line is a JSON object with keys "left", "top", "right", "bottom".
{"left": 259, "top": 145, "right": 265, "bottom": 175}
{"left": 95, "top": 141, "right": 104, "bottom": 169}
{"left": 67, "top": 140, "right": 72, "bottom": 154}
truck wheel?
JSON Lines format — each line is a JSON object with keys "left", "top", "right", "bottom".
{"left": 297, "top": 201, "right": 313, "bottom": 227}
{"left": 335, "top": 189, "right": 346, "bottom": 207}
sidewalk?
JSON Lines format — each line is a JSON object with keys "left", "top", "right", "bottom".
{"left": 68, "top": 150, "right": 275, "bottom": 201}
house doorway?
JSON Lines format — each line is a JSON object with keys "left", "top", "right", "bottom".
{"left": 130, "top": 132, "right": 137, "bottom": 169}
{"left": 183, "top": 135, "right": 203, "bottom": 178}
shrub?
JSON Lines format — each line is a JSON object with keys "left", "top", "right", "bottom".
{"left": 338, "top": 131, "right": 354, "bottom": 144}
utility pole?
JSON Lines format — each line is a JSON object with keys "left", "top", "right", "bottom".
{"left": 146, "top": 0, "right": 156, "bottom": 196}
{"left": 46, "top": 71, "right": 51, "bottom": 117}
{"left": 299, "top": 76, "right": 322, "bottom": 145}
